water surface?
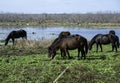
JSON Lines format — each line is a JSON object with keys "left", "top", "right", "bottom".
{"left": 0, "top": 26, "right": 120, "bottom": 41}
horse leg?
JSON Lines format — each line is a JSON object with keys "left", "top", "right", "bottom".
{"left": 78, "top": 48, "right": 81, "bottom": 60}
{"left": 111, "top": 42, "right": 117, "bottom": 52}
{"left": 12, "top": 38, "right": 15, "bottom": 46}
{"left": 60, "top": 49, "right": 66, "bottom": 59}
{"left": 25, "top": 36, "right": 27, "bottom": 40}
{"left": 52, "top": 54, "right": 56, "bottom": 59}
{"left": 60, "top": 49, "right": 63, "bottom": 58}
{"left": 114, "top": 42, "right": 117, "bottom": 52}
{"left": 96, "top": 43, "right": 99, "bottom": 52}
{"left": 63, "top": 50, "right": 66, "bottom": 59}
{"left": 99, "top": 44, "right": 103, "bottom": 52}
{"left": 112, "top": 43, "right": 117, "bottom": 52}
{"left": 81, "top": 49, "right": 86, "bottom": 60}
{"left": 66, "top": 50, "right": 72, "bottom": 59}
{"left": 111, "top": 44, "right": 114, "bottom": 51}
{"left": 115, "top": 45, "right": 117, "bottom": 52}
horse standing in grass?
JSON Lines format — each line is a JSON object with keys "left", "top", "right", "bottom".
{"left": 49, "top": 31, "right": 71, "bottom": 58}
{"left": 48, "top": 34, "right": 88, "bottom": 59}
{"left": 89, "top": 32, "right": 119, "bottom": 52}
{"left": 5, "top": 29, "right": 27, "bottom": 45}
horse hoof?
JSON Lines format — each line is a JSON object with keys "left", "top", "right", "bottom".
{"left": 78, "top": 58, "right": 81, "bottom": 60}
{"left": 68, "top": 57, "right": 73, "bottom": 59}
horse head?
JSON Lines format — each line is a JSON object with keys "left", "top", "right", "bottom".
{"left": 109, "top": 30, "right": 115, "bottom": 35}
{"left": 88, "top": 43, "right": 92, "bottom": 50}
{"left": 5, "top": 39, "right": 9, "bottom": 46}
{"left": 48, "top": 46, "right": 56, "bottom": 59}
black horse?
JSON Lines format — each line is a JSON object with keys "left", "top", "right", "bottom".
{"left": 5, "top": 29, "right": 27, "bottom": 45}
{"left": 89, "top": 33, "right": 119, "bottom": 52}
{"left": 48, "top": 34, "right": 88, "bottom": 59}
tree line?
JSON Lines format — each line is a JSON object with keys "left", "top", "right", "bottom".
{"left": 0, "top": 13, "right": 120, "bottom": 25}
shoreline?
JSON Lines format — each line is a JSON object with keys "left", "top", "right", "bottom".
{"left": 0, "top": 22, "right": 120, "bottom": 28}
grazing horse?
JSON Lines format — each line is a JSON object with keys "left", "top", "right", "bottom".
{"left": 48, "top": 31, "right": 71, "bottom": 58}
{"left": 5, "top": 29, "right": 27, "bottom": 45}
{"left": 89, "top": 33, "right": 119, "bottom": 52}
{"left": 58, "top": 31, "right": 71, "bottom": 38}
{"left": 48, "top": 34, "right": 88, "bottom": 59}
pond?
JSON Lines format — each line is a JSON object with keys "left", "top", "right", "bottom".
{"left": 0, "top": 26, "right": 120, "bottom": 41}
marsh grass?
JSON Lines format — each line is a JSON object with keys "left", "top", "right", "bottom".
{"left": 0, "top": 39, "right": 53, "bottom": 56}
{"left": 15, "top": 39, "right": 52, "bottom": 48}
{"left": 0, "top": 40, "right": 120, "bottom": 82}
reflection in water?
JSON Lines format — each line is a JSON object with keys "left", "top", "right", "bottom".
{"left": 0, "top": 26, "right": 120, "bottom": 41}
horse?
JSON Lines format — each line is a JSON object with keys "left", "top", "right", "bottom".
{"left": 48, "top": 34, "right": 88, "bottom": 60}
{"left": 5, "top": 29, "right": 27, "bottom": 45}
{"left": 58, "top": 31, "right": 71, "bottom": 38}
{"left": 89, "top": 33, "right": 119, "bottom": 52}
{"left": 48, "top": 31, "right": 71, "bottom": 58}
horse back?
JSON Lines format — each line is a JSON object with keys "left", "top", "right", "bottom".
{"left": 60, "top": 35, "right": 87, "bottom": 50}
{"left": 100, "top": 34, "right": 110, "bottom": 44}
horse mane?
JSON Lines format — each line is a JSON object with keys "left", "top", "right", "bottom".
{"left": 5, "top": 31, "right": 15, "bottom": 41}
{"left": 59, "top": 31, "right": 71, "bottom": 38}
{"left": 49, "top": 37, "right": 61, "bottom": 50}
{"left": 89, "top": 34, "right": 101, "bottom": 45}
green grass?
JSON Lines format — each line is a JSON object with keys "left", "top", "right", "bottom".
{"left": 0, "top": 44, "right": 120, "bottom": 83}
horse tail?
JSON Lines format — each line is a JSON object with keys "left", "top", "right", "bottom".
{"left": 25, "top": 31, "right": 27, "bottom": 39}
{"left": 85, "top": 38, "right": 88, "bottom": 54}
{"left": 20, "top": 30, "right": 27, "bottom": 39}
{"left": 116, "top": 36, "right": 119, "bottom": 48}
{"left": 23, "top": 30, "right": 27, "bottom": 39}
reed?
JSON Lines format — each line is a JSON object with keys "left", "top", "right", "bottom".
{"left": 15, "top": 39, "right": 53, "bottom": 48}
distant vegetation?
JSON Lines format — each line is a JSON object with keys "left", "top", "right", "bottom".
{"left": 0, "top": 12, "right": 120, "bottom": 26}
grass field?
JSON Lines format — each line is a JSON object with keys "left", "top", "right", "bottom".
{"left": 0, "top": 40, "right": 120, "bottom": 83}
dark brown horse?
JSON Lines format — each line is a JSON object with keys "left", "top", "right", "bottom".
{"left": 5, "top": 29, "right": 27, "bottom": 45}
{"left": 48, "top": 34, "right": 88, "bottom": 59}
{"left": 58, "top": 31, "right": 71, "bottom": 38}
{"left": 89, "top": 33, "right": 119, "bottom": 52}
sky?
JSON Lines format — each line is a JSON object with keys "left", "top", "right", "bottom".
{"left": 0, "top": 0, "right": 120, "bottom": 14}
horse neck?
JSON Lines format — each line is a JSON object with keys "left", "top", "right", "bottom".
{"left": 51, "top": 38, "right": 61, "bottom": 50}
{"left": 5, "top": 33, "right": 11, "bottom": 41}
{"left": 5, "top": 34, "right": 11, "bottom": 45}
{"left": 89, "top": 38, "right": 95, "bottom": 48}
